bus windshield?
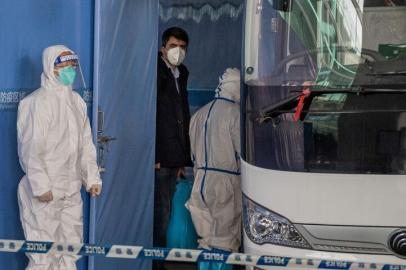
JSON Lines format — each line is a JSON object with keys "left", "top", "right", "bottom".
{"left": 244, "top": 0, "right": 406, "bottom": 174}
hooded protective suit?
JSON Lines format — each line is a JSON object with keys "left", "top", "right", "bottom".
{"left": 186, "top": 68, "right": 241, "bottom": 253}
{"left": 17, "top": 45, "right": 101, "bottom": 270}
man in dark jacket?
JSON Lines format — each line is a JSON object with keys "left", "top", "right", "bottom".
{"left": 154, "top": 27, "right": 193, "bottom": 270}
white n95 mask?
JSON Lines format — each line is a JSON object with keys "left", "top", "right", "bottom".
{"left": 167, "top": 47, "right": 186, "bottom": 66}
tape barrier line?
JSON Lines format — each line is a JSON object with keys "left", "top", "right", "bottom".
{"left": 1, "top": 239, "right": 406, "bottom": 269}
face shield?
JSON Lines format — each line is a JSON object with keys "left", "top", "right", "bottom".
{"left": 54, "top": 53, "right": 87, "bottom": 90}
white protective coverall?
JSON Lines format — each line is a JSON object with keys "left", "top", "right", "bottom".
{"left": 17, "top": 45, "right": 101, "bottom": 270}
{"left": 186, "top": 68, "right": 241, "bottom": 252}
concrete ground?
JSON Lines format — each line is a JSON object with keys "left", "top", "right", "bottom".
{"left": 165, "top": 262, "right": 244, "bottom": 270}
{"left": 165, "top": 261, "right": 197, "bottom": 270}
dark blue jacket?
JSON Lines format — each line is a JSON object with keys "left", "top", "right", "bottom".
{"left": 155, "top": 53, "right": 193, "bottom": 168}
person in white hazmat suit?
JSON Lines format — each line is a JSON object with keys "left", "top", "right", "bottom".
{"left": 17, "top": 45, "right": 102, "bottom": 270}
{"left": 186, "top": 68, "right": 241, "bottom": 270}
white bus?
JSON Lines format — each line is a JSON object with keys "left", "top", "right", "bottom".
{"left": 242, "top": 0, "right": 406, "bottom": 269}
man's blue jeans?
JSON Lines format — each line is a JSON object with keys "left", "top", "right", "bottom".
{"left": 153, "top": 167, "right": 178, "bottom": 270}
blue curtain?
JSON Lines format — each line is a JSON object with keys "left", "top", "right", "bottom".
{"left": 159, "top": 0, "right": 243, "bottom": 113}
{"left": 0, "top": 1, "right": 94, "bottom": 270}
{"left": 91, "top": 1, "right": 158, "bottom": 270}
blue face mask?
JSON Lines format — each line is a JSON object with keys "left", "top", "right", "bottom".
{"left": 58, "top": 66, "right": 77, "bottom": 86}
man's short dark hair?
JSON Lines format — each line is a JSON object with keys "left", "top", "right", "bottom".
{"left": 162, "top": 27, "right": 189, "bottom": 47}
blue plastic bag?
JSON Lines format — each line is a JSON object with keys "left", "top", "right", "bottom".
{"left": 198, "top": 248, "right": 233, "bottom": 270}
{"left": 198, "top": 261, "right": 233, "bottom": 270}
{"left": 166, "top": 179, "right": 198, "bottom": 249}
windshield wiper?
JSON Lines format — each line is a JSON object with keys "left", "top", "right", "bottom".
{"left": 290, "top": 86, "right": 406, "bottom": 92}
{"left": 367, "top": 71, "right": 406, "bottom": 76}
{"left": 256, "top": 86, "right": 406, "bottom": 124}
{"left": 256, "top": 92, "right": 303, "bottom": 124}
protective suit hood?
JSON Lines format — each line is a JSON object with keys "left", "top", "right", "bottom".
{"left": 41, "top": 45, "right": 74, "bottom": 90}
{"left": 215, "top": 68, "right": 241, "bottom": 103}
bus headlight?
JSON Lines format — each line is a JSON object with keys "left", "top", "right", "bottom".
{"left": 243, "top": 195, "right": 311, "bottom": 249}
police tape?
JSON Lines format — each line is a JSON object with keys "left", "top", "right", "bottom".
{"left": 1, "top": 239, "right": 406, "bottom": 270}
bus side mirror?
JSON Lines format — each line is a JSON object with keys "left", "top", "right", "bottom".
{"left": 272, "top": 0, "right": 292, "bottom": 11}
